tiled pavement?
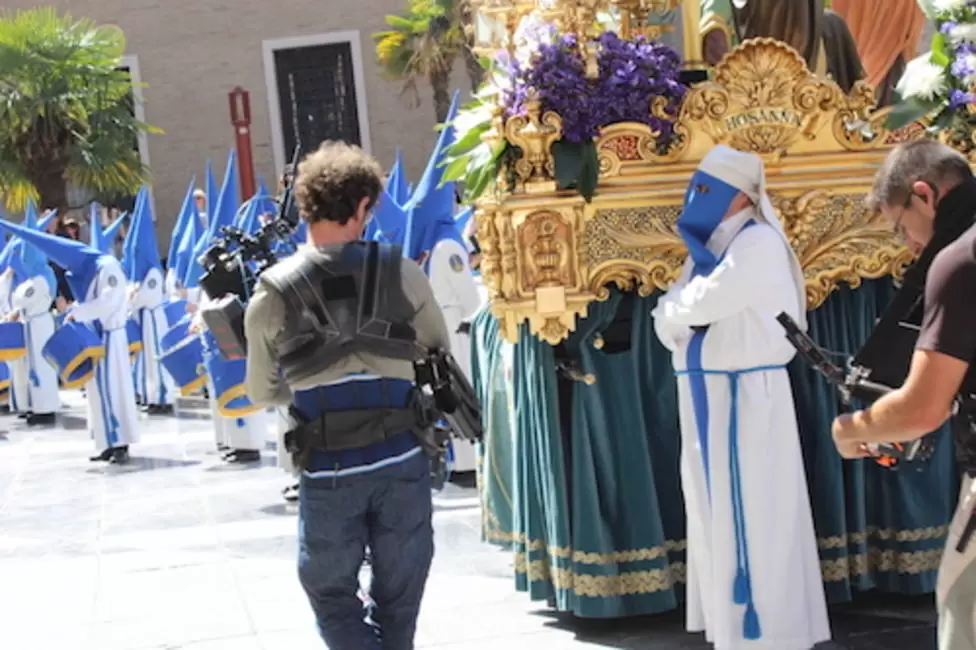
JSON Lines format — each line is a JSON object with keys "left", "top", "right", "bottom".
{"left": 0, "top": 392, "right": 938, "bottom": 649}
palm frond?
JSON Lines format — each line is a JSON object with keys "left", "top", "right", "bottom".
{"left": 0, "top": 8, "right": 156, "bottom": 209}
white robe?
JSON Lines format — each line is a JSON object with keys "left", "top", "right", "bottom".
{"left": 71, "top": 259, "right": 141, "bottom": 451}
{"left": 427, "top": 238, "right": 483, "bottom": 473}
{"left": 11, "top": 275, "right": 60, "bottom": 415}
{"left": 129, "top": 268, "right": 177, "bottom": 406}
{"left": 0, "top": 272, "right": 29, "bottom": 413}
{"left": 193, "top": 289, "right": 267, "bottom": 451}
{"left": 652, "top": 210, "right": 829, "bottom": 650}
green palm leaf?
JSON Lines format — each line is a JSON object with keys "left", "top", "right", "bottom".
{"left": 0, "top": 8, "right": 160, "bottom": 212}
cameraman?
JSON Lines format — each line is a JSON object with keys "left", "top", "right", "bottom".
{"left": 830, "top": 140, "right": 976, "bottom": 647}
{"left": 244, "top": 141, "right": 449, "bottom": 649}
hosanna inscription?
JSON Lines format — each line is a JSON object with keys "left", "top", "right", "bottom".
{"left": 725, "top": 108, "right": 802, "bottom": 132}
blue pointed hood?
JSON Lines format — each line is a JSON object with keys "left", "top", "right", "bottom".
{"left": 370, "top": 187, "right": 409, "bottom": 245}
{"left": 0, "top": 218, "right": 104, "bottom": 300}
{"left": 168, "top": 177, "right": 197, "bottom": 271}
{"left": 127, "top": 188, "right": 162, "bottom": 282}
{"left": 184, "top": 150, "right": 239, "bottom": 289}
{"left": 19, "top": 204, "right": 57, "bottom": 295}
{"left": 89, "top": 203, "right": 108, "bottom": 253}
{"left": 455, "top": 206, "right": 473, "bottom": 235}
{"left": 234, "top": 198, "right": 259, "bottom": 235}
{"left": 387, "top": 150, "right": 409, "bottom": 206}
{"left": 38, "top": 209, "right": 57, "bottom": 232}
{"left": 122, "top": 188, "right": 148, "bottom": 278}
{"left": 173, "top": 204, "right": 201, "bottom": 288}
{"left": 0, "top": 240, "right": 24, "bottom": 279}
{"left": 203, "top": 160, "right": 218, "bottom": 230}
{"left": 404, "top": 91, "right": 460, "bottom": 215}
{"left": 101, "top": 212, "right": 127, "bottom": 255}
{"left": 402, "top": 91, "right": 463, "bottom": 262}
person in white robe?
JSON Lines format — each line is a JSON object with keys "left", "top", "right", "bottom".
{"left": 125, "top": 194, "right": 177, "bottom": 415}
{"left": 651, "top": 145, "right": 830, "bottom": 650}
{"left": 0, "top": 220, "right": 140, "bottom": 463}
{"left": 0, "top": 249, "right": 29, "bottom": 416}
{"left": 183, "top": 151, "right": 267, "bottom": 463}
{"left": 8, "top": 230, "right": 60, "bottom": 425}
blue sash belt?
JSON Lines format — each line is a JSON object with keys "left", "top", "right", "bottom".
{"left": 676, "top": 352, "right": 786, "bottom": 642}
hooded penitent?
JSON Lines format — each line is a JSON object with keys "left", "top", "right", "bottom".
{"left": 402, "top": 91, "right": 465, "bottom": 265}
{"left": 679, "top": 144, "right": 806, "bottom": 327}
{"left": 167, "top": 178, "right": 198, "bottom": 272}
{"left": 660, "top": 144, "right": 826, "bottom": 647}
{"left": 90, "top": 209, "right": 127, "bottom": 256}
{"left": 365, "top": 154, "right": 409, "bottom": 242}
{"left": 369, "top": 187, "right": 409, "bottom": 245}
{"left": 19, "top": 202, "right": 57, "bottom": 297}
{"left": 0, "top": 216, "right": 106, "bottom": 302}
{"left": 387, "top": 149, "right": 409, "bottom": 206}
{"left": 184, "top": 150, "right": 239, "bottom": 290}
{"left": 125, "top": 188, "right": 163, "bottom": 284}
{"left": 121, "top": 188, "right": 150, "bottom": 280}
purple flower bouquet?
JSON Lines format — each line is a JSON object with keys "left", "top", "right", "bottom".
{"left": 441, "top": 30, "right": 687, "bottom": 203}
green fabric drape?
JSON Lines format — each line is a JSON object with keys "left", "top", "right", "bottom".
{"left": 510, "top": 325, "right": 574, "bottom": 607}
{"left": 472, "top": 278, "right": 957, "bottom": 619}
{"left": 562, "top": 292, "right": 686, "bottom": 616}
{"left": 787, "top": 278, "right": 957, "bottom": 600}
{"left": 471, "top": 307, "right": 517, "bottom": 547}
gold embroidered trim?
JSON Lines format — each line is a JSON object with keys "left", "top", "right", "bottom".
{"left": 818, "top": 525, "right": 949, "bottom": 549}
{"left": 821, "top": 548, "right": 944, "bottom": 581}
{"left": 496, "top": 527, "right": 945, "bottom": 596}
{"left": 514, "top": 553, "right": 688, "bottom": 596}
{"left": 486, "top": 527, "right": 687, "bottom": 564}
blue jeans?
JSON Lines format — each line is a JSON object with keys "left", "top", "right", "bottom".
{"left": 297, "top": 451, "right": 434, "bottom": 649}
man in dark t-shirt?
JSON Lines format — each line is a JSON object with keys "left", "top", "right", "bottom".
{"left": 829, "top": 140, "right": 976, "bottom": 647}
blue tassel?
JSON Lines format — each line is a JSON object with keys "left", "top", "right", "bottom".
{"left": 236, "top": 418, "right": 245, "bottom": 428}
{"left": 733, "top": 569, "right": 748, "bottom": 605}
{"left": 743, "top": 603, "right": 761, "bottom": 640}
{"left": 29, "top": 370, "right": 38, "bottom": 387}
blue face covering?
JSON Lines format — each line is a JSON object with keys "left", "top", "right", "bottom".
{"left": 676, "top": 171, "right": 741, "bottom": 277}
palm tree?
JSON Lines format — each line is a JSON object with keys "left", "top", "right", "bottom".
{"left": 0, "top": 8, "right": 160, "bottom": 213}
{"left": 373, "top": 0, "right": 484, "bottom": 123}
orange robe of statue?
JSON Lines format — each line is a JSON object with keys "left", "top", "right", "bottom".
{"left": 832, "top": 0, "right": 926, "bottom": 99}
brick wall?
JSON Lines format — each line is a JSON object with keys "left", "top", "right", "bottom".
{"left": 5, "top": 0, "right": 470, "bottom": 248}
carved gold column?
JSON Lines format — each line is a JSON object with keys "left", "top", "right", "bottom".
{"left": 504, "top": 90, "right": 562, "bottom": 193}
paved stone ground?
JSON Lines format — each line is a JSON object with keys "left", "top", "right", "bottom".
{"left": 0, "top": 392, "right": 939, "bottom": 649}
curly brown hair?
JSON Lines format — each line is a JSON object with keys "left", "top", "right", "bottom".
{"left": 294, "top": 141, "right": 383, "bottom": 225}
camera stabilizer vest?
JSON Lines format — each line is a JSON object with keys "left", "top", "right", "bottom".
{"left": 260, "top": 242, "right": 423, "bottom": 385}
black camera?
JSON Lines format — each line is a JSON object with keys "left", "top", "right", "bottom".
{"left": 198, "top": 146, "right": 302, "bottom": 358}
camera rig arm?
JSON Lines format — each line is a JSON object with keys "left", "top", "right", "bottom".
{"left": 776, "top": 312, "right": 936, "bottom": 468}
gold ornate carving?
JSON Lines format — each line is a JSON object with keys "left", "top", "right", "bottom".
{"left": 682, "top": 39, "right": 839, "bottom": 155}
{"left": 520, "top": 211, "right": 576, "bottom": 289}
{"left": 475, "top": 38, "right": 915, "bottom": 345}
{"left": 581, "top": 205, "right": 685, "bottom": 298}
{"left": 597, "top": 124, "right": 669, "bottom": 176}
{"left": 885, "top": 121, "right": 927, "bottom": 145}
{"left": 504, "top": 90, "right": 563, "bottom": 192}
{"left": 673, "top": 38, "right": 891, "bottom": 159}
{"left": 773, "top": 191, "right": 915, "bottom": 307}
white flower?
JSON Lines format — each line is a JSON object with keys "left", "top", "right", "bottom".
{"left": 896, "top": 54, "right": 948, "bottom": 100}
{"left": 934, "top": 0, "right": 969, "bottom": 13}
{"left": 951, "top": 23, "right": 976, "bottom": 44}
{"left": 512, "top": 12, "right": 556, "bottom": 66}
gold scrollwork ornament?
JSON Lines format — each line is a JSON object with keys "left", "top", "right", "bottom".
{"left": 504, "top": 90, "right": 563, "bottom": 192}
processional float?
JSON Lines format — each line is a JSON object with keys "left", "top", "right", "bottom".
{"left": 461, "top": 0, "right": 954, "bottom": 619}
